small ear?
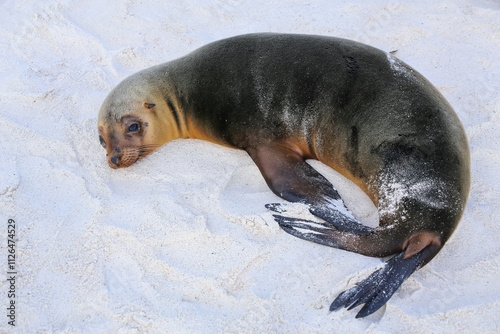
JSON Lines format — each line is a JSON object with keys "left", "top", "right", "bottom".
{"left": 144, "top": 103, "right": 156, "bottom": 109}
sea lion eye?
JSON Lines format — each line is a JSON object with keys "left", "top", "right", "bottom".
{"left": 99, "top": 135, "right": 106, "bottom": 148}
{"left": 128, "top": 123, "right": 140, "bottom": 132}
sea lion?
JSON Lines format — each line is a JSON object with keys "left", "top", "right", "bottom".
{"left": 97, "top": 33, "right": 470, "bottom": 318}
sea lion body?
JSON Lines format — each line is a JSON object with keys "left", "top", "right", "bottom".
{"left": 98, "top": 33, "right": 470, "bottom": 317}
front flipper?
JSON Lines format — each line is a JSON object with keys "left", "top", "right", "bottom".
{"left": 246, "top": 144, "right": 372, "bottom": 235}
{"left": 330, "top": 244, "right": 440, "bottom": 318}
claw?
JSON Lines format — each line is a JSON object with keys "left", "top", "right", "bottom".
{"left": 265, "top": 203, "right": 286, "bottom": 213}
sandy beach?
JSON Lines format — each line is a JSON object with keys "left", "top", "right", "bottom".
{"left": 1, "top": 0, "right": 499, "bottom": 332}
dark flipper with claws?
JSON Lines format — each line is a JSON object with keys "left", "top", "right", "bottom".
{"left": 264, "top": 208, "right": 384, "bottom": 256}
{"left": 267, "top": 208, "right": 443, "bottom": 317}
{"left": 329, "top": 244, "right": 441, "bottom": 318}
{"left": 269, "top": 214, "right": 344, "bottom": 249}
{"left": 246, "top": 144, "right": 372, "bottom": 235}
{"left": 267, "top": 208, "right": 444, "bottom": 318}
{"left": 266, "top": 202, "right": 373, "bottom": 235}
{"left": 247, "top": 143, "right": 446, "bottom": 318}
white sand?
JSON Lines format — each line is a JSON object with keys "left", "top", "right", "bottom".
{"left": 1, "top": 0, "right": 499, "bottom": 332}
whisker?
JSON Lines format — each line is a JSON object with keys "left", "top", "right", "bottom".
{"left": 118, "top": 144, "right": 162, "bottom": 166}
{"left": 124, "top": 145, "right": 159, "bottom": 153}
{"left": 138, "top": 145, "right": 161, "bottom": 150}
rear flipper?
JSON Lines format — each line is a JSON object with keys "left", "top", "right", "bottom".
{"left": 266, "top": 202, "right": 372, "bottom": 235}
{"left": 266, "top": 211, "right": 371, "bottom": 253}
{"left": 246, "top": 144, "right": 372, "bottom": 235}
{"left": 269, "top": 210, "right": 442, "bottom": 318}
{"left": 269, "top": 212, "right": 344, "bottom": 249}
{"left": 330, "top": 244, "right": 440, "bottom": 318}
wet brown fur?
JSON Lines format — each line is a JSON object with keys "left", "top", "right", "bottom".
{"left": 98, "top": 33, "right": 470, "bottom": 286}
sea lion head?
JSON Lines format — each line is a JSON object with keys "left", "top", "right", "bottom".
{"left": 97, "top": 75, "right": 177, "bottom": 169}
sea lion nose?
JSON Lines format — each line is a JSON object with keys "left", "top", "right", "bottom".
{"left": 110, "top": 155, "right": 120, "bottom": 167}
